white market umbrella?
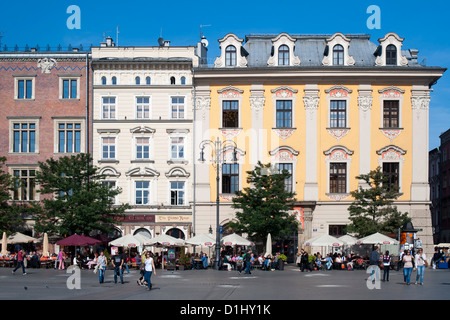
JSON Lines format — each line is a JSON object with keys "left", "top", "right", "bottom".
{"left": 108, "top": 234, "right": 144, "bottom": 248}
{"left": 145, "top": 234, "right": 185, "bottom": 246}
{"left": 221, "top": 233, "right": 254, "bottom": 246}
{"left": 1, "top": 232, "right": 7, "bottom": 255}
{"left": 356, "top": 232, "right": 398, "bottom": 245}
{"left": 304, "top": 234, "right": 344, "bottom": 247}
{"left": 264, "top": 233, "right": 272, "bottom": 257}
{"left": 185, "top": 234, "right": 215, "bottom": 247}
{"left": 7, "top": 232, "right": 38, "bottom": 244}
{"left": 339, "top": 235, "right": 358, "bottom": 245}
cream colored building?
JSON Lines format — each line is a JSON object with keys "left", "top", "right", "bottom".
{"left": 91, "top": 38, "right": 205, "bottom": 240}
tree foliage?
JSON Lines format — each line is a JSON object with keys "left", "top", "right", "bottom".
{"left": 346, "top": 166, "right": 410, "bottom": 238}
{"left": 230, "top": 162, "right": 298, "bottom": 244}
{"left": 32, "top": 153, "right": 129, "bottom": 236}
{"left": 0, "top": 157, "right": 26, "bottom": 235}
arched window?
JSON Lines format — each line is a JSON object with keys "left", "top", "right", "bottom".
{"left": 181, "top": 76, "right": 186, "bottom": 85}
{"left": 101, "top": 76, "right": 106, "bottom": 85}
{"left": 135, "top": 76, "right": 140, "bottom": 85}
{"left": 170, "top": 76, "right": 176, "bottom": 85}
{"left": 112, "top": 76, "right": 117, "bottom": 85}
{"left": 278, "top": 45, "right": 290, "bottom": 66}
{"left": 225, "top": 45, "right": 237, "bottom": 67}
{"left": 166, "top": 228, "right": 185, "bottom": 239}
{"left": 333, "top": 44, "right": 344, "bottom": 66}
{"left": 134, "top": 228, "right": 151, "bottom": 239}
{"left": 146, "top": 76, "right": 151, "bottom": 85}
{"left": 386, "top": 44, "right": 397, "bottom": 66}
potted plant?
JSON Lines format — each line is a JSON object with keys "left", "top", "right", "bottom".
{"left": 178, "top": 248, "right": 188, "bottom": 270}
{"left": 278, "top": 254, "right": 287, "bottom": 270}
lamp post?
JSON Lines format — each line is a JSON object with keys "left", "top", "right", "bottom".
{"left": 199, "top": 137, "right": 238, "bottom": 270}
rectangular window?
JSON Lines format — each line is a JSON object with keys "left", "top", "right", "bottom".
{"left": 101, "top": 180, "right": 117, "bottom": 203}
{"left": 102, "top": 97, "right": 116, "bottom": 119}
{"left": 170, "top": 137, "right": 185, "bottom": 159}
{"left": 136, "top": 137, "right": 150, "bottom": 159}
{"left": 170, "top": 181, "right": 185, "bottom": 206}
{"left": 222, "top": 100, "right": 239, "bottom": 128}
{"left": 136, "top": 97, "right": 150, "bottom": 119}
{"left": 171, "top": 97, "right": 185, "bottom": 119}
{"left": 102, "top": 137, "right": 116, "bottom": 159}
{"left": 330, "top": 100, "right": 346, "bottom": 128}
{"left": 13, "top": 169, "right": 36, "bottom": 201}
{"left": 135, "top": 181, "right": 150, "bottom": 205}
{"left": 276, "top": 163, "right": 293, "bottom": 193}
{"left": 62, "top": 79, "right": 78, "bottom": 99}
{"left": 276, "top": 100, "right": 292, "bottom": 128}
{"left": 222, "top": 163, "right": 239, "bottom": 194}
{"left": 330, "top": 163, "right": 346, "bottom": 193}
{"left": 383, "top": 162, "right": 399, "bottom": 191}
{"left": 383, "top": 100, "right": 399, "bottom": 128}
{"left": 329, "top": 225, "right": 345, "bottom": 237}
{"left": 58, "top": 123, "right": 81, "bottom": 153}
{"left": 17, "top": 79, "right": 33, "bottom": 99}
{"left": 13, "top": 122, "right": 36, "bottom": 153}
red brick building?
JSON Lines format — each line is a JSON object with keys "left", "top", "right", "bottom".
{"left": 0, "top": 49, "right": 91, "bottom": 231}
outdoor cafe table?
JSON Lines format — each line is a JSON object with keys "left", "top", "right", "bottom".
{"left": 39, "top": 257, "right": 57, "bottom": 269}
{"left": 0, "top": 257, "right": 14, "bottom": 267}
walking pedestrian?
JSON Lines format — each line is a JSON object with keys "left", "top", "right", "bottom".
{"left": 112, "top": 250, "right": 124, "bottom": 284}
{"left": 300, "top": 249, "right": 309, "bottom": 272}
{"left": 244, "top": 249, "right": 252, "bottom": 274}
{"left": 414, "top": 248, "right": 427, "bottom": 285}
{"left": 144, "top": 252, "right": 156, "bottom": 291}
{"left": 12, "top": 249, "right": 27, "bottom": 275}
{"left": 137, "top": 250, "right": 147, "bottom": 286}
{"left": 382, "top": 251, "right": 391, "bottom": 281}
{"left": 402, "top": 249, "right": 414, "bottom": 285}
{"left": 368, "top": 246, "right": 380, "bottom": 282}
{"left": 97, "top": 251, "right": 107, "bottom": 284}
{"left": 57, "top": 251, "right": 65, "bottom": 270}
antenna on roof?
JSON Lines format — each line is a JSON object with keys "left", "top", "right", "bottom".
{"left": 199, "top": 24, "right": 211, "bottom": 40}
{"left": 116, "top": 26, "right": 119, "bottom": 47}
{"left": 0, "top": 31, "right": 4, "bottom": 50}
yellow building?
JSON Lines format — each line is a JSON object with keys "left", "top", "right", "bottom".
{"left": 193, "top": 32, "right": 445, "bottom": 259}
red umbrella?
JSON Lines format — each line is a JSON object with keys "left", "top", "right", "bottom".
{"left": 56, "top": 234, "right": 102, "bottom": 246}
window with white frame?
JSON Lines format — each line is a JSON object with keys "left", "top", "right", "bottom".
{"left": 222, "top": 163, "right": 239, "bottom": 194}
{"left": 330, "top": 100, "right": 347, "bottom": 128}
{"left": 278, "top": 45, "right": 290, "bottom": 66}
{"left": 171, "top": 97, "right": 185, "bottom": 119}
{"left": 58, "top": 122, "right": 82, "bottom": 153}
{"left": 101, "top": 180, "right": 117, "bottom": 204}
{"left": 136, "top": 96, "right": 151, "bottom": 119}
{"left": 12, "top": 121, "right": 37, "bottom": 153}
{"left": 329, "top": 163, "right": 347, "bottom": 194}
{"left": 101, "top": 137, "right": 116, "bottom": 159}
{"left": 276, "top": 100, "right": 292, "bottom": 128}
{"left": 15, "top": 77, "right": 34, "bottom": 100}
{"left": 12, "top": 168, "right": 36, "bottom": 201}
{"left": 60, "top": 78, "right": 79, "bottom": 99}
{"left": 225, "top": 45, "right": 237, "bottom": 67}
{"left": 135, "top": 181, "right": 150, "bottom": 205}
{"left": 102, "top": 97, "right": 116, "bottom": 119}
{"left": 170, "top": 181, "right": 185, "bottom": 206}
{"left": 276, "top": 163, "right": 293, "bottom": 192}
{"left": 136, "top": 137, "right": 150, "bottom": 160}
{"left": 170, "top": 137, "right": 185, "bottom": 160}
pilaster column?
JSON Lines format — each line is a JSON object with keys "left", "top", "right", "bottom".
{"left": 250, "top": 84, "right": 265, "bottom": 169}
{"left": 358, "top": 84, "right": 373, "bottom": 189}
{"left": 303, "top": 85, "right": 319, "bottom": 201}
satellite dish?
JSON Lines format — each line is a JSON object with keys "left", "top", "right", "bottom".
{"left": 158, "top": 37, "right": 165, "bottom": 47}
{"left": 201, "top": 37, "right": 208, "bottom": 47}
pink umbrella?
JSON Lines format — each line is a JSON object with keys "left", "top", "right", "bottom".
{"left": 56, "top": 234, "right": 102, "bottom": 246}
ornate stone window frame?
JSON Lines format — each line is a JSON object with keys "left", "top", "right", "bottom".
{"left": 214, "top": 33, "right": 248, "bottom": 68}
{"left": 376, "top": 145, "right": 406, "bottom": 193}
{"left": 325, "top": 85, "right": 352, "bottom": 141}
{"left": 166, "top": 128, "right": 189, "bottom": 165}
{"left": 375, "top": 32, "right": 408, "bottom": 67}
{"left": 218, "top": 146, "right": 245, "bottom": 201}
{"left": 97, "top": 128, "right": 120, "bottom": 164}
{"left": 126, "top": 167, "right": 160, "bottom": 207}
{"left": 271, "top": 86, "right": 298, "bottom": 140}
{"left": 324, "top": 145, "right": 354, "bottom": 200}
{"left": 269, "top": 146, "right": 299, "bottom": 194}
{"left": 322, "top": 33, "right": 355, "bottom": 66}
{"left": 99, "top": 166, "right": 120, "bottom": 205}
{"left": 218, "top": 86, "right": 244, "bottom": 138}
{"left": 378, "top": 86, "right": 405, "bottom": 141}
{"left": 130, "top": 126, "right": 155, "bottom": 163}
{"left": 267, "top": 33, "right": 300, "bottom": 67}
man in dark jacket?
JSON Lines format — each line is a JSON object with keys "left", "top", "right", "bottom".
{"left": 300, "top": 249, "right": 310, "bottom": 272}
{"left": 244, "top": 250, "right": 252, "bottom": 274}
{"left": 369, "top": 246, "right": 380, "bottom": 281}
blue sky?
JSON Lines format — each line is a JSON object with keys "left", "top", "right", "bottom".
{"left": 1, "top": 0, "right": 448, "bottom": 149}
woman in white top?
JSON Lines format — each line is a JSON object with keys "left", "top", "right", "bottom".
{"left": 414, "top": 248, "right": 427, "bottom": 285}
{"left": 97, "top": 251, "right": 107, "bottom": 284}
{"left": 144, "top": 252, "right": 156, "bottom": 291}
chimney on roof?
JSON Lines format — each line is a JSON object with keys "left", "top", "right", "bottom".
{"left": 101, "top": 36, "right": 115, "bottom": 47}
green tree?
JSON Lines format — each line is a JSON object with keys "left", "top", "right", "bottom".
{"left": 347, "top": 166, "right": 410, "bottom": 238}
{"left": 230, "top": 162, "right": 298, "bottom": 245}
{"left": 0, "top": 157, "right": 26, "bottom": 235}
{"left": 32, "top": 153, "right": 129, "bottom": 236}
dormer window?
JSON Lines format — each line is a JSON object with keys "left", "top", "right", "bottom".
{"left": 322, "top": 33, "right": 355, "bottom": 66}
{"left": 386, "top": 44, "right": 397, "bottom": 66}
{"left": 225, "top": 45, "right": 237, "bottom": 66}
{"left": 333, "top": 44, "right": 344, "bottom": 66}
{"left": 214, "top": 34, "right": 247, "bottom": 68}
{"left": 278, "top": 45, "right": 290, "bottom": 66}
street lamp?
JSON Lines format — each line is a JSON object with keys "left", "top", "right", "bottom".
{"left": 199, "top": 137, "right": 238, "bottom": 270}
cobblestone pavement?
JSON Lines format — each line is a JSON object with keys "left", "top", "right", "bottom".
{"left": 0, "top": 264, "right": 449, "bottom": 302}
